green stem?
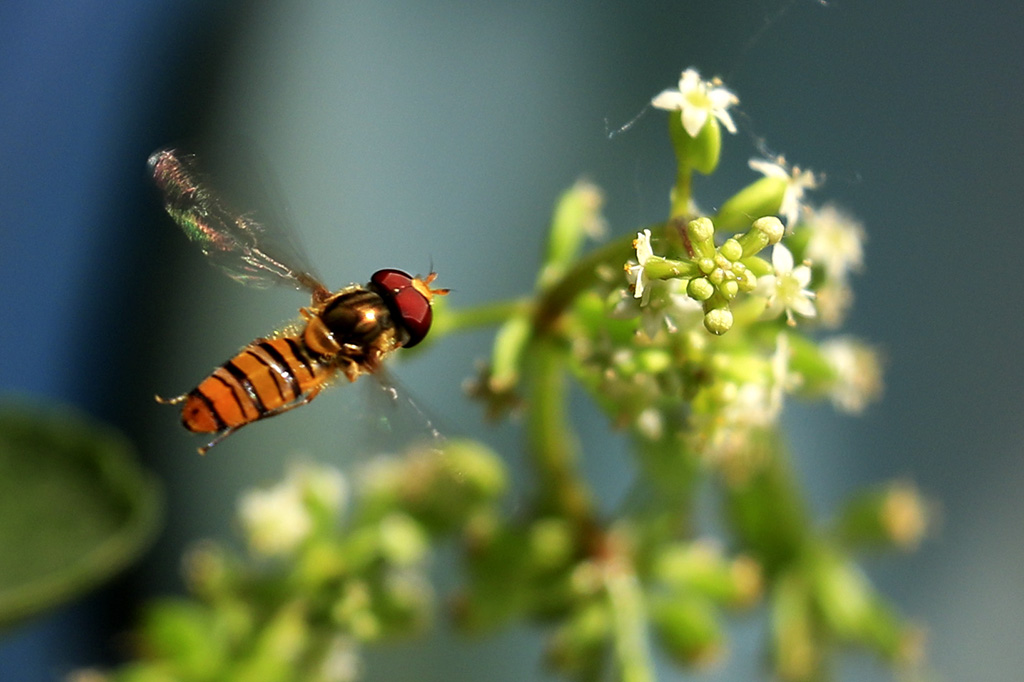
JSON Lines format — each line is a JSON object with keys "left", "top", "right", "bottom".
{"left": 722, "top": 429, "right": 811, "bottom": 578}
{"left": 670, "top": 160, "right": 692, "bottom": 220}
{"left": 605, "top": 562, "right": 655, "bottom": 682}
{"left": 532, "top": 232, "right": 647, "bottom": 335}
{"left": 525, "top": 340, "right": 594, "bottom": 526}
{"left": 431, "top": 297, "right": 532, "bottom": 338}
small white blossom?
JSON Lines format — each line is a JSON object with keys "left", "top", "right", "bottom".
{"left": 757, "top": 244, "right": 816, "bottom": 325}
{"left": 663, "top": 286, "right": 705, "bottom": 333}
{"left": 728, "top": 383, "right": 777, "bottom": 428}
{"left": 749, "top": 156, "right": 820, "bottom": 229}
{"left": 652, "top": 68, "right": 739, "bottom": 138}
{"left": 803, "top": 205, "right": 865, "bottom": 281}
{"left": 636, "top": 407, "right": 664, "bottom": 441}
{"left": 814, "top": 279, "right": 854, "bottom": 328}
{"left": 625, "top": 229, "right": 654, "bottom": 305}
{"left": 820, "top": 338, "right": 883, "bottom": 413}
{"left": 238, "top": 479, "right": 312, "bottom": 556}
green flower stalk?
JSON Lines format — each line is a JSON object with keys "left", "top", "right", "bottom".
{"left": 77, "top": 67, "right": 928, "bottom": 682}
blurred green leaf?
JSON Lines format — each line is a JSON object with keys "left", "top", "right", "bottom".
{"left": 0, "top": 400, "right": 162, "bottom": 630}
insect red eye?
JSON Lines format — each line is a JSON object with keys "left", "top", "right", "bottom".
{"left": 370, "top": 268, "right": 433, "bottom": 348}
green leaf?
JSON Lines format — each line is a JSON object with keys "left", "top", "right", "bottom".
{"left": 0, "top": 401, "right": 162, "bottom": 630}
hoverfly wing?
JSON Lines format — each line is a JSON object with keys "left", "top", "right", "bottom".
{"left": 372, "top": 367, "right": 444, "bottom": 442}
{"left": 149, "top": 147, "right": 328, "bottom": 298}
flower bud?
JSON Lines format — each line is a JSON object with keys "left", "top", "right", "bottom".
{"left": 835, "top": 482, "right": 928, "bottom": 551}
{"left": 715, "top": 178, "right": 788, "bottom": 231}
{"left": 719, "top": 238, "right": 743, "bottom": 262}
{"left": 651, "top": 594, "right": 724, "bottom": 668}
{"left": 737, "top": 216, "right": 785, "bottom": 256}
{"left": 703, "top": 307, "right": 733, "bottom": 335}
{"left": 528, "top": 517, "right": 574, "bottom": 570}
{"left": 688, "top": 277, "right": 714, "bottom": 301}
{"left": 687, "top": 217, "right": 716, "bottom": 259}
{"left": 544, "top": 180, "right": 607, "bottom": 282}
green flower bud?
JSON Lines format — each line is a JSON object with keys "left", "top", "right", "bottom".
{"left": 440, "top": 439, "right": 508, "bottom": 502}
{"left": 835, "top": 482, "right": 928, "bottom": 551}
{"left": 736, "top": 215, "right": 784, "bottom": 259}
{"left": 704, "top": 307, "right": 733, "bottom": 335}
{"left": 752, "top": 216, "right": 785, "bottom": 244}
{"left": 737, "top": 267, "right": 758, "bottom": 292}
{"left": 688, "top": 277, "right": 714, "bottom": 301}
{"left": 720, "top": 238, "right": 743, "bottom": 262}
{"left": 651, "top": 594, "right": 724, "bottom": 667}
{"left": 715, "top": 177, "right": 788, "bottom": 231}
{"left": 638, "top": 348, "right": 673, "bottom": 373}
{"left": 528, "top": 518, "right": 574, "bottom": 570}
{"left": 544, "top": 180, "right": 606, "bottom": 283}
{"left": 654, "top": 543, "right": 762, "bottom": 607}
{"left": 720, "top": 279, "right": 739, "bottom": 300}
{"left": 379, "top": 513, "right": 428, "bottom": 566}
{"left": 687, "top": 218, "right": 716, "bottom": 259}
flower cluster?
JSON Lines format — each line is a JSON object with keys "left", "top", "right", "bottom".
{"left": 77, "top": 67, "right": 924, "bottom": 682}
{"left": 462, "top": 68, "right": 920, "bottom": 680}
{"left": 75, "top": 442, "right": 507, "bottom": 682}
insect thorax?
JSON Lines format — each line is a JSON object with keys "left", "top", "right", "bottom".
{"left": 303, "top": 287, "right": 397, "bottom": 362}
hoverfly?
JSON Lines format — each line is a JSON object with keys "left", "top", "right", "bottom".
{"left": 150, "top": 148, "right": 447, "bottom": 454}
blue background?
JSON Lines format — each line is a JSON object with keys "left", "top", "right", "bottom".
{"left": 2, "top": 1, "right": 1022, "bottom": 680}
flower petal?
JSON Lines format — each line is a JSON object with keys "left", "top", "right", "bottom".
{"left": 682, "top": 107, "right": 709, "bottom": 137}
{"left": 651, "top": 90, "right": 685, "bottom": 110}
{"left": 772, "top": 244, "right": 795, "bottom": 272}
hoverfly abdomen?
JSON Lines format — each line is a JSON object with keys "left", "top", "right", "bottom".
{"left": 173, "top": 337, "right": 331, "bottom": 449}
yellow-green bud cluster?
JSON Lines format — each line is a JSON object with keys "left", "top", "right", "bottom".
{"left": 684, "top": 216, "right": 783, "bottom": 334}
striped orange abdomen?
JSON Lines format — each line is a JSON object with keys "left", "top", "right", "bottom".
{"left": 180, "top": 337, "right": 328, "bottom": 434}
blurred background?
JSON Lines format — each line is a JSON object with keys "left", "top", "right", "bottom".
{"left": 1, "top": 0, "right": 1022, "bottom": 680}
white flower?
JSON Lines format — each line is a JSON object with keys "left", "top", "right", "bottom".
{"left": 652, "top": 68, "right": 739, "bottom": 137}
{"left": 625, "top": 228, "right": 654, "bottom": 304}
{"left": 803, "top": 204, "right": 865, "bottom": 281}
{"left": 749, "top": 156, "right": 820, "bottom": 229}
{"left": 757, "top": 243, "right": 816, "bottom": 325}
{"left": 663, "top": 286, "right": 705, "bottom": 333}
{"left": 238, "top": 479, "right": 312, "bottom": 556}
{"left": 636, "top": 407, "right": 664, "bottom": 440}
{"left": 814, "top": 279, "right": 853, "bottom": 328}
{"left": 721, "top": 382, "right": 776, "bottom": 431}
{"left": 820, "top": 338, "right": 883, "bottom": 413}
